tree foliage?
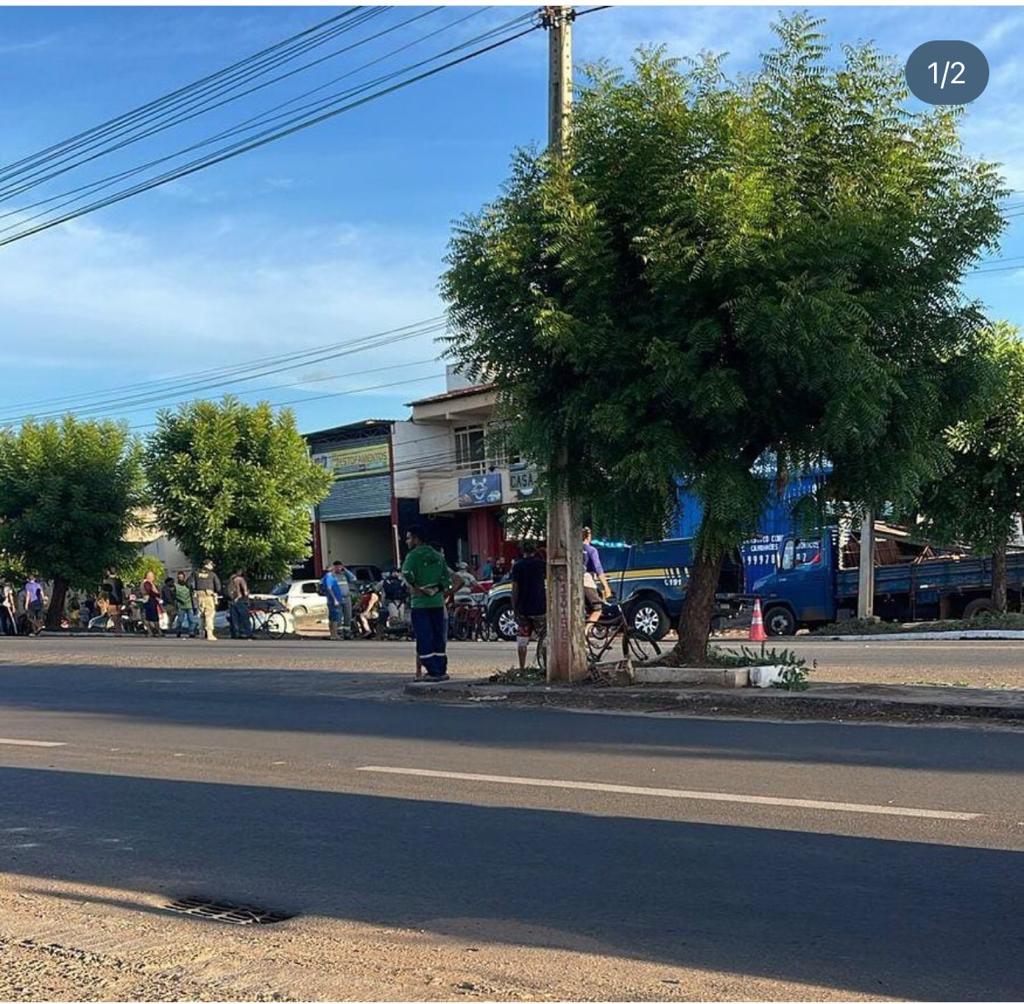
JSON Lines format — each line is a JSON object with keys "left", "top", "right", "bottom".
{"left": 120, "top": 553, "right": 166, "bottom": 590}
{"left": 143, "top": 398, "right": 331, "bottom": 583}
{"left": 909, "top": 323, "right": 1024, "bottom": 607}
{"left": 0, "top": 416, "right": 143, "bottom": 622}
{"left": 442, "top": 15, "right": 1006, "bottom": 657}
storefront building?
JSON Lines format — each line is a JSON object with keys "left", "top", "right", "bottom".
{"left": 395, "top": 374, "right": 539, "bottom": 572}
{"left": 306, "top": 420, "right": 398, "bottom": 575}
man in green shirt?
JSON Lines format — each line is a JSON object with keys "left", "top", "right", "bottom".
{"left": 401, "top": 525, "right": 452, "bottom": 680}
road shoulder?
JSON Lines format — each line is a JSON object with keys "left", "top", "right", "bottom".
{"left": 405, "top": 677, "right": 1024, "bottom": 725}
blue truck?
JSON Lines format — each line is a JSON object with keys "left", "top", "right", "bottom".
{"left": 751, "top": 526, "right": 1024, "bottom": 635}
{"left": 485, "top": 539, "right": 746, "bottom": 641}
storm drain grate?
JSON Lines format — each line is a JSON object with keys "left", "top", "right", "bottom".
{"left": 164, "top": 896, "right": 294, "bottom": 925}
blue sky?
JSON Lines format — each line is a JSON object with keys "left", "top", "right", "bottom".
{"left": 1, "top": 4, "right": 1022, "bottom": 436}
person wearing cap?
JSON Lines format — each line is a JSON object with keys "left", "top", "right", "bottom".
{"left": 452, "top": 560, "right": 477, "bottom": 599}
{"left": 188, "top": 560, "right": 221, "bottom": 641}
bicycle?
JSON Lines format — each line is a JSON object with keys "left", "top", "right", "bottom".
{"left": 450, "top": 597, "right": 487, "bottom": 641}
{"left": 534, "top": 602, "right": 660, "bottom": 679}
{"left": 247, "top": 603, "right": 289, "bottom": 640}
{"left": 586, "top": 601, "right": 661, "bottom": 679}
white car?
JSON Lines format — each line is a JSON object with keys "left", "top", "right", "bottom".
{"left": 266, "top": 579, "right": 327, "bottom": 618}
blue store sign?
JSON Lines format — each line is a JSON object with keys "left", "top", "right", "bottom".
{"left": 458, "top": 472, "right": 502, "bottom": 508}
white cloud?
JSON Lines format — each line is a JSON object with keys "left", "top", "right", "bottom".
{"left": 979, "top": 12, "right": 1024, "bottom": 50}
{"left": 0, "top": 34, "right": 58, "bottom": 55}
{"left": 0, "top": 214, "right": 446, "bottom": 420}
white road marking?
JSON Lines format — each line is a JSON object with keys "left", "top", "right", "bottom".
{"left": 0, "top": 737, "right": 65, "bottom": 748}
{"left": 357, "top": 766, "right": 980, "bottom": 821}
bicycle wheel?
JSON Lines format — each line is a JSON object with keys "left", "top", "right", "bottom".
{"left": 586, "top": 623, "right": 611, "bottom": 664}
{"left": 248, "top": 611, "right": 262, "bottom": 637}
{"left": 624, "top": 629, "right": 661, "bottom": 664}
{"left": 265, "top": 611, "right": 288, "bottom": 640}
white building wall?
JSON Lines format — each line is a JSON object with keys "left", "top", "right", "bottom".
{"left": 141, "top": 535, "right": 192, "bottom": 574}
{"left": 391, "top": 420, "right": 453, "bottom": 499}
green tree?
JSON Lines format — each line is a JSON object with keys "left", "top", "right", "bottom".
{"left": 443, "top": 16, "right": 1005, "bottom": 661}
{"left": 143, "top": 398, "right": 331, "bottom": 583}
{"left": 120, "top": 553, "right": 166, "bottom": 592}
{"left": 910, "top": 323, "right": 1024, "bottom": 612}
{"left": 0, "top": 416, "right": 144, "bottom": 627}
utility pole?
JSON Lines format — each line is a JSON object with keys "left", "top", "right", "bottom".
{"left": 857, "top": 510, "right": 876, "bottom": 620}
{"left": 541, "top": 5, "right": 585, "bottom": 683}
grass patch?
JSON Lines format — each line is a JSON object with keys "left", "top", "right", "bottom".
{"left": 489, "top": 664, "right": 546, "bottom": 686}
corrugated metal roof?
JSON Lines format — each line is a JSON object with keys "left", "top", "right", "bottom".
{"left": 317, "top": 474, "right": 392, "bottom": 521}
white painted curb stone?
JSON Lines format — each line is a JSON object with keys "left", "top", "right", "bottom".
{"left": 818, "top": 629, "right": 1024, "bottom": 642}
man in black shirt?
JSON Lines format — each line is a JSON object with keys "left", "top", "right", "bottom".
{"left": 102, "top": 571, "right": 125, "bottom": 635}
{"left": 510, "top": 540, "right": 546, "bottom": 670}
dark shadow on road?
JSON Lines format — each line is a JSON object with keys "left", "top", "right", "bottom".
{"left": 1, "top": 765, "right": 1022, "bottom": 1000}
{"left": 2, "top": 661, "right": 1024, "bottom": 776}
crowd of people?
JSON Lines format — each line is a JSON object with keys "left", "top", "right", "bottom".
{"left": 0, "top": 561, "right": 258, "bottom": 641}
{"left": 2, "top": 528, "right": 609, "bottom": 685}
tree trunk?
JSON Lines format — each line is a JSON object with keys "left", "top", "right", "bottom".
{"left": 45, "top": 575, "right": 69, "bottom": 630}
{"left": 673, "top": 548, "right": 724, "bottom": 664}
{"left": 992, "top": 538, "right": 1008, "bottom": 614}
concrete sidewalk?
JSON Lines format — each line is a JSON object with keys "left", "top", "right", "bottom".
{"left": 405, "top": 677, "right": 1024, "bottom": 724}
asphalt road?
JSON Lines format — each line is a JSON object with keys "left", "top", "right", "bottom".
{"left": 1, "top": 637, "right": 1023, "bottom": 1001}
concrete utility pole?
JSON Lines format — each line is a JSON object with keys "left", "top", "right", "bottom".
{"left": 542, "top": 5, "right": 585, "bottom": 683}
{"left": 857, "top": 511, "right": 876, "bottom": 620}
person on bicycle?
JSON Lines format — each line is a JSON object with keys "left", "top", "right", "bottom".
{"left": 511, "top": 540, "right": 546, "bottom": 670}
{"left": 583, "top": 526, "right": 612, "bottom": 631}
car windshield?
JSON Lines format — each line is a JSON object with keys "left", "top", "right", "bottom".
{"left": 270, "top": 581, "right": 291, "bottom": 596}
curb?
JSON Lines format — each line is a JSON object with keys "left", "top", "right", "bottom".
{"left": 810, "top": 630, "right": 1024, "bottom": 642}
{"left": 404, "top": 680, "right": 1024, "bottom": 723}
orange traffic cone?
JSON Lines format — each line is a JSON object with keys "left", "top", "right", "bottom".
{"left": 749, "top": 597, "right": 767, "bottom": 643}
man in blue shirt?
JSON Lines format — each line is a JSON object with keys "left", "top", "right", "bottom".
{"left": 583, "top": 526, "right": 611, "bottom": 630}
{"left": 321, "top": 561, "right": 346, "bottom": 641}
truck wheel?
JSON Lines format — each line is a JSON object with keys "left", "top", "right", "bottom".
{"left": 963, "top": 598, "right": 995, "bottom": 619}
{"left": 291, "top": 605, "right": 308, "bottom": 617}
{"left": 629, "top": 600, "right": 669, "bottom": 640}
{"left": 764, "top": 605, "right": 796, "bottom": 637}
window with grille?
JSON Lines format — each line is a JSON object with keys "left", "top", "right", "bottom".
{"left": 454, "top": 425, "right": 486, "bottom": 472}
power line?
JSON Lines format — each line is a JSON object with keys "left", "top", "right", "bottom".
{"left": 0, "top": 12, "right": 539, "bottom": 248}
{"left": 0, "top": 9, "right": 370, "bottom": 192}
{"left": 0, "top": 7, "right": 496, "bottom": 230}
{"left": 0, "top": 8, "right": 432, "bottom": 205}
{"left": 0, "top": 317, "right": 447, "bottom": 426}
{"left": 127, "top": 370, "right": 451, "bottom": 433}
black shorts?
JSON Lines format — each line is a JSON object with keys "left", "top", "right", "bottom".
{"left": 584, "top": 587, "right": 603, "bottom": 614}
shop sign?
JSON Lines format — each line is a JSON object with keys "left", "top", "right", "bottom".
{"left": 458, "top": 472, "right": 502, "bottom": 508}
{"left": 509, "top": 464, "right": 541, "bottom": 500}
{"left": 312, "top": 442, "right": 390, "bottom": 480}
